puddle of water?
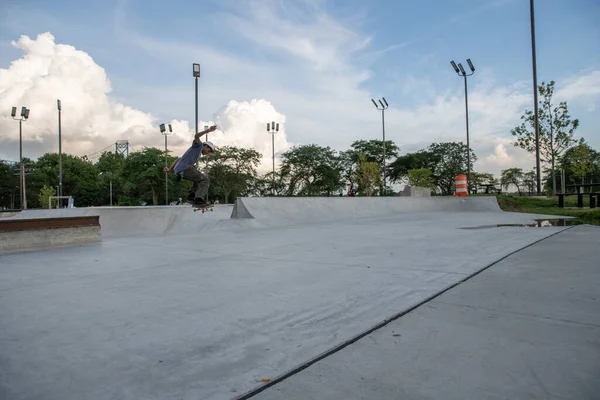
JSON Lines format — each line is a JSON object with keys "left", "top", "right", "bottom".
{"left": 461, "top": 218, "right": 585, "bottom": 230}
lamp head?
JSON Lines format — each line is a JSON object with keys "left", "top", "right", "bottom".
{"left": 467, "top": 58, "right": 475, "bottom": 72}
{"left": 450, "top": 61, "right": 460, "bottom": 74}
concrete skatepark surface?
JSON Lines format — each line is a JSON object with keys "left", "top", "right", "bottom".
{"left": 0, "top": 197, "right": 597, "bottom": 399}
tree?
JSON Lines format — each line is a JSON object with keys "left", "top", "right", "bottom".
{"left": 348, "top": 139, "right": 399, "bottom": 194}
{"left": 96, "top": 152, "right": 126, "bottom": 206}
{"left": 30, "top": 153, "right": 99, "bottom": 207}
{"left": 207, "top": 146, "right": 261, "bottom": 203}
{"left": 500, "top": 168, "right": 524, "bottom": 195}
{"left": 427, "top": 142, "right": 477, "bottom": 195}
{"left": 354, "top": 153, "right": 380, "bottom": 196}
{"left": 387, "top": 151, "right": 435, "bottom": 183}
{"left": 120, "top": 147, "right": 165, "bottom": 205}
{"left": 406, "top": 168, "right": 435, "bottom": 189}
{"left": 280, "top": 144, "right": 343, "bottom": 196}
{"left": 38, "top": 184, "right": 57, "bottom": 209}
{"left": 523, "top": 171, "right": 536, "bottom": 195}
{"left": 348, "top": 139, "right": 400, "bottom": 166}
{"left": 470, "top": 172, "right": 498, "bottom": 193}
{"left": 560, "top": 140, "right": 600, "bottom": 189}
{"left": 0, "top": 162, "right": 19, "bottom": 209}
{"left": 511, "top": 80, "right": 579, "bottom": 194}
{"left": 248, "top": 171, "right": 287, "bottom": 197}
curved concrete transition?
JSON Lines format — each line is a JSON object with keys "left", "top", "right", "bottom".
{"left": 232, "top": 196, "right": 502, "bottom": 224}
{"left": 3, "top": 196, "right": 502, "bottom": 240}
{"left": 4, "top": 205, "right": 235, "bottom": 239}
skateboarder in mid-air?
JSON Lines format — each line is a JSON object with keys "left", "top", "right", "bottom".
{"left": 164, "top": 125, "right": 217, "bottom": 207}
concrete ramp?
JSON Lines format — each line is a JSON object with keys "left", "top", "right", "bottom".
{"left": 232, "top": 196, "right": 502, "bottom": 224}
{"left": 3, "top": 205, "right": 235, "bottom": 239}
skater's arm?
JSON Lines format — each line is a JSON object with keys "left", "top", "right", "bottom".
{"left": 193, "top": 125, "right": 217, "bottom": 144}
{"left": 164, "top": 158, "right": 179, "bottom": 172}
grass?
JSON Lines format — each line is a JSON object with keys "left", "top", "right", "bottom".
{"left": 496, "top": 194, "right": 600, "bottom": 226}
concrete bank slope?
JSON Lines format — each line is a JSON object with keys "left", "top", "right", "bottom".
{"left": 253, "top": 225, "right": 600, "bottom": 400}
{"left": 232, "top": 196, "right": 501, "bottom": 224}
{"left": 3, "top": 205, "right": 234, "bottom": 238}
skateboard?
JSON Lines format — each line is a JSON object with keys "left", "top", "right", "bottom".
{"left": 192, "top": 203, "right": 215, "bottom": 213}
{"left": 184, "top": 199, "right": 214, "bottom": 213}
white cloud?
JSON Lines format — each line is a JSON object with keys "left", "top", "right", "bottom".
{"left": 0, "top": 32, "right": 292, "bottom": 173}
{"left": 556, "top": 69, "right": 600, "bottom": 112}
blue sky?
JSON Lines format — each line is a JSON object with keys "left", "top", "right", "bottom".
{"left": 1, "top": 0, "right": 599, "bottom": 175}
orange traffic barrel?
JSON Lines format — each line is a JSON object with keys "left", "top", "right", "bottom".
{"left": 454, "top": 174, "right": 468, "bottom": 196}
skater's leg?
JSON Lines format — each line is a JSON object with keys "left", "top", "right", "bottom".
{"left": 182, "top": 167, "right": 209, "bottom": 203}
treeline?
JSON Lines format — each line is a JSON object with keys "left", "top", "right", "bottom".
{"left": 1, "top": 137, "right": 598, "bottom": 209}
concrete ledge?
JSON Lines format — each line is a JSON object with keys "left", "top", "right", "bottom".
{"left": 0, "top": 216, "right": 101, "bottom": 253}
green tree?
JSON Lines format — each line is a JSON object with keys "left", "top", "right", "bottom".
{"left": 96, "top": 151, "right": 126, "bottom": 206}
{"left": 280, "top": 144, "right": 343, "bottom": 196}
{"left": 0, "top": 162, "right": 20, "bottom": 209}
{"left": 120, "top": 147, "right": 165, "bottom": 205}
{"left": 470, "top": 172, "right": 498, "bottom": 193}
{"left": 354, "top": 153, "right": 381, "bottom": 196}
{"left": 427, "top": 142, "right": 477, "bottom": 195}
{"left": 30, "top": 153, "right": 99, "bottom": 207}
{"left": 568, "top": 140, "right": 593, "bottom": 184}
{"left": 207, "top": 146, "right": 261, "bottom": 203}
{"left": 38, "top": 184, "right": 57, "bottom": 209}
{"left": 345, "top": 139, "right": 399, "bottom": 194}
{"left": 387, "top": 151, "right": 435, "bottom": 183}
{"left": 560, "top": 141, "right": 600, "bottom": 189}
{"left": 511, "top": 80, "right": 579, "bottom": 194}
{"left": 501, "top": 168, "right": 524, "bottom": 195}
{"left": 523, "top": 171, "right": 537, "bottom": 195}
{"left": 348, "top": 139, "right": 400, "bottom": 165}
{"left": 406, "top": 168, "right": 435, "bottom": 189}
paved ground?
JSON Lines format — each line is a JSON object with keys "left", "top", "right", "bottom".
{"left": 253, "top": 225, "right": 600, "bottom": 400}
{"left": 0, "top": 197, "right": 595, "bottom": 400}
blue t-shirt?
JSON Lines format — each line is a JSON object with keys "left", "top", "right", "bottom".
{"left": 174, "top": 141, "right": 203, "bottom": 174}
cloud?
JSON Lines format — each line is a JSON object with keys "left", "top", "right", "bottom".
{"left": 556, "top": 69, "right": 600, "bottom": 112}
{"left": 0, "top": 32, "right": 292, "bottom": 173}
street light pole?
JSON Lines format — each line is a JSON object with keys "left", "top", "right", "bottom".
{"left": 267, "top": 122, "right": 279, "bottom": 196}
{"left": 530, "top": 0, "right": 542, "bottom": 195}
{"left": 193, "top": 63, "right": 200, "bottom": 137}
{"left": 57, "top": 100, "right": 63, "bottom": 200}
{"left": 160, "top": 123, "right": 173, "bottom": 205}
{"left": 450, "top": 59, "right": 475, "bottom": 193}
{"left": 11, "top": 106, "right": 30, "bottom": 209}
{"left": 371, "top": 97, "right": 388, "bottom": 194}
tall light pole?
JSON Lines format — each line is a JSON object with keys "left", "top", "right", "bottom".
{"left": 450, "top": 59, "right": 475, "bottom": 192}
{"left": 371, "top": 97, "right": 388, "bottom": 194}
{"left": 11, "top": 106, "right": 30, "bottom": 209}
{"left": 160, "top": 123, "right": 173, "bottom": 205}
{"left": 57, "top": 99, "right": 63, "bottom": 201}
{"left": 193, "top": 63, "right": 200, "bottom": 137}
{"left": 530, "top": 0, "right": 542, "bottom": 195}
{"left": 267, "top": 122, "right": 279, "bottom": 196}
